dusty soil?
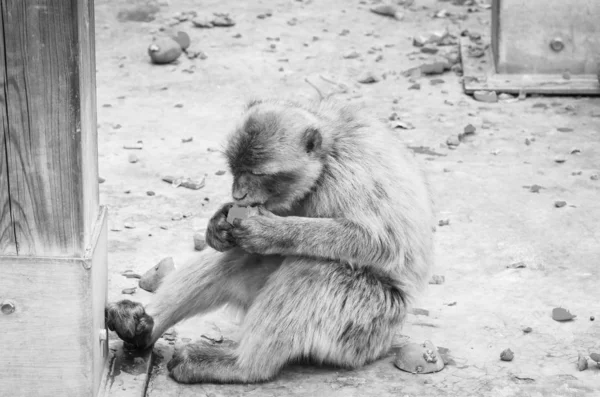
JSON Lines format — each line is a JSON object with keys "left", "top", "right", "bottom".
{"left": 96, "top": 0, "right": 600, "bottom": 396}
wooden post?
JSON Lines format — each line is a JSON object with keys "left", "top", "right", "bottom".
{"left": 0, "top": 1, "right": 108, "bottom": 396}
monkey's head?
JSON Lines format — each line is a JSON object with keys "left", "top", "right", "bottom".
{"left": 224, "top": 100, "right": 325, "bottom": 213}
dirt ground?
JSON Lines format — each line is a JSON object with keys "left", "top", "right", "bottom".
{"left": 95, "top": 0, "right": 600, "bottom": 396}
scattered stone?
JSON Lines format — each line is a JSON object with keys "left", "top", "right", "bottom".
{"left": 394, "top": 341, "right": 445, "bottom": 374}
{"left": 528, "top": 184, "right": 544, "bottom": 193}
{"left": 446, "top": 136, "right": 460, "bottom": 147}
{"left": 227, "top": 205, "right": 259, "bottom": 225}
{"left": 232, "top": 33, "right": 242, "bottom": 38}
{"left": 554, "top": 155, "right": 566, "bottom": 163}
{"left": 122, "top": 287, "right": 137, "bottom": 295}
{"left": 572, "top": 171, "right": 582, "bottom": 176}
{"left": 421, "top": 45, "right": 438, "bottom": 54}
{"left": 445, "top": 301, "right": 457, "bottom": 306}
{"left": 408, "top": 83, "right": 421, "bottom": 90}
{"left": 507, "top": 262, "right": 526, "bottom": 269}
{"left": 392, "top": 121, "right": 415, "bottom": 130}
{"left": 577, "top": 352, "right": 588, "bottom": 371}
{"left": 146, "top": 191, "right": 155, "bottom": 197}
{"left": 148, "top": 38, "right": 183, "bottom": 64}
{"left": 370, "top": 4, "right": 400, "bottom": 19}
{"left": 554, "top": 200, "right": 567, "bottom": 208}
{"left": 191, "top": 16, "right": 213, "bottom": 28}
{"left": 460, "top": 124, "right": 476, "bottom": 140}
{"left": 171, "top": 213, "right": 183, "bottom": 221}
{"left": 570, "top": 147, "right": 581, "bottom": 154}
{"left": 343, "top": 50, "right": 360, "bottom": 59}
{"left": 500, "top": 349, "right": 514, "bottom": 362}
{"left": 412, "top": 308, "right": 430, "bottom": 316}
{"left": 211, "top": 14, "right": 235, "bottom": 27}
{"left": 162, "top": 175, "right": 206, "bottom": 190}
{"left": 98, "top": 177, "right": 106, "bottom": 184}
{"left": 430, "top": 78, "right": 445, "bottom": 85}
{"left": 174, "top": 103, "right": 184, "bottom": 108}
{"left": 557, "top": 127, "right": 573, "bottom": 132}
{"left": 139, "top": 257, "right": 176, "bottom": 293}
{"left": 420, "top": 61, "right": 448, "bottom": 75}
{"left": 552, "top": 307, "right": 576, "bottom": 321}
{"left": 128, "top": 153, "right": 138, "bottom": 163}
{"left": 110, "top": 223, "right": 123, "bottom": 232}
{"left": 522, "top": 327, "right": 532, "bottom": 333}
{"left": 412, "top": 35, "right": 428, "bottom": 47}
{"left": 438, "top": 219, "right": 450, "bottom": 226}
{"left": 194, "top": 232, "right": 207, "bottom": 251}
{"left": 357, "top": 71, "right": 380, "bottom": 84}
{"left": 124, "top": 222, "right": 135, "bottom": 229}
{"left": 498, "top": 93, "right": 517, "bottom": 103}
{"left": 215, "top": 170, "right": 226, "bottom": 175}
{"left": 590, "top": 353, "right": 600, "bottom": 364}
{"left": 591, "top": 174, "right": 599, "bottom": 181}
{"left": 181, "top": 137, "right": 193, "bottom": 143}
{"left": 591, "top": 316, "right": 595, "bottom": 321}
{"left": 429, "top": 275, "right": 445, "bottom": 285}
{"left": 473, "top": 90, "right": 498, "bottom": 103}
{"left": 170, "top": 31, "right": 191, "bottom": 50}
{"left": 122, "top": 271, "right": 142, "bottom": 279}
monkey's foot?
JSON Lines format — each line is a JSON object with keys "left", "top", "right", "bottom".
{"left": 167, "top": 340, "right": 241, "bottom": 384}
{"left": 105, "top": 300, "right": 154, "bottom": 349}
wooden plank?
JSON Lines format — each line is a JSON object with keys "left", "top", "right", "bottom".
{"left": 496, "top": 0, "right": 600, "bottom": 75}
{"left": 0, "top": 206, "right": 108, "bottom": 397}
{"left": 0, "top": 0, "right": 98, "bottom": 257}
{"left": 460, "top": 37, "right": 600, "bottom": 95}
{"left": 0, "top": 8, "right": 16, "bottom": 255}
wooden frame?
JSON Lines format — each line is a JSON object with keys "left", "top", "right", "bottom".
{"left": 0, "top": 1, "right": 108, "bottom": 396}
{"left": 462, "top": 0, "right": 600, "bottom": 95}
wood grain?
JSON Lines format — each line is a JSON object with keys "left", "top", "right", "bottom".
{"left": 495, "top": 0, "right": 600, "bottom": 74}
{"left": 0, "top": 207, "right": 108, "bottom": 397}
{"left": 0, "top": 9, "right": 17, "bottom": 255}
{"left": 0, "top": 0, "right": 98, "bottom": 257}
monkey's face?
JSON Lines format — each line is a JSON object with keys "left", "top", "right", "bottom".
{"left": 224, "top": 102, "right": 324, "bottom": 213}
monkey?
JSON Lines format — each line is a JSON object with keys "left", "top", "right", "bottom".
{"left": 105, "top": 97, "right": 434, "bottom": 384}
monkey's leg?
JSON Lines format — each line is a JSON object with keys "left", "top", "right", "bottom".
{"left": 105, "top": 248, "right": 282, "bottom": 348}
{"left": 167, "top": 257, "right": 407, "bottom": 384}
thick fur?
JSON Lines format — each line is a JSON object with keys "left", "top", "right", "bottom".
{"left": 105, "top": 97, "right": 434, "bottom": 384}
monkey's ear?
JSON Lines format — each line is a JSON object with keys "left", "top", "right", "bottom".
{"left": 304, "top": 127, "right": 322, "bottom": 153}
{"left": 246, "top": 99, "right": 263, "bottom": 109}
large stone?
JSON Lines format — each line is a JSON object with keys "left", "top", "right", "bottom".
{"left": 139, "top": 257, "right": 176, "bottom": 293}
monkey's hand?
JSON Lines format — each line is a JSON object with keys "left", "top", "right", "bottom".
{"left": 231, "top": 207, "right": 279, "bottom": 255}
{"left": 206, "top": 202, "right": 237, "bottom": 252}
{"left": 105, "top": 300, "right": 154, "bottom": 349}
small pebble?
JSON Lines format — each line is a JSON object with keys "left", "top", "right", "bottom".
{"left": 194, "top": 232, "right": 207, "bottom": 251}
{"left": 591, "top": 174, "right": 599, "bottom": 181}
{"left": 577, "top": 352, "right": 588, "bottom": 371}
{"left": 124, "top": 222, "right": 135, "bottom": 229}
{"left": 98, "top": 177, "right": 106, "bottom": 184}
{"left": 343, "top": 50, "right": 360, "bottom": 59}
{"left": 522, "top": 327, "right": 532, "bottom": 333}
{"left": 429, "top": 275, "right": 445, "bottom": 285}
{"left": 500, "top": 348, "right": 514, "bottom": 362}
{"left": 554, "top": 156, "right": 566, "bottom": 163}
{"left": 408, "top": 83, "right": 421, "bottom": 90}
{"left": 147, "top": 191, "right": 155, "bottom": 196}
{"left": 446, "top": 136, "right": 460, "bottom": 147}
{"left": 215, "top": 170, "right": 226, "bottom": 176}
{"left": 122, "top": 287, "right": 137, "bottom": 295}
{"left": 554, "top": 200, "right": 567, "bottom": 208}
{"left": 128, "top": 153, "right": 138, "bottom": 163}
{"left": 473, "top": 90, "right": 498, "bottom": 103}
{"left": 357, "top": 71, "right": 380, "bottom": 84}
{"left": 591, "top": 316, "right": 595, "bottom": 321}
{"left": 438, "top": 219, "right": 450, "bottom": 226}
{"left": 182, "top": 137, "right": 193, "bottom": 143}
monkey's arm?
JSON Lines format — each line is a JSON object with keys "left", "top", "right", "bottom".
{"left": 232, "top": 215, "right": 393, "bottom": 265}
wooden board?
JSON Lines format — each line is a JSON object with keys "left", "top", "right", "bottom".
{"left": 494, "top": 0, "right": 600, "bottom": 75}
{"left": 0, "top": 207, "right": 108, "bottom": 397}
{"left": 460, "top": 37, "right": 600, "bottom": 95}
{"left": 0, "top": 8, "right": 16, "bottom": 255}
{"left": 0, "top": 0, "right": 98, "bottom": 257}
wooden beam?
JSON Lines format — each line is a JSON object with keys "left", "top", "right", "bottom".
{"left": 0, "top": 0, "right": 98, "bottom": 257}
{"left": 460, "top": 37, "right": 600, "bottom": 95}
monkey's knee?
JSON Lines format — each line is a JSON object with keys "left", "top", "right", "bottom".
{"left": 105, "top": 300, "right": 154, "bottom": 349}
